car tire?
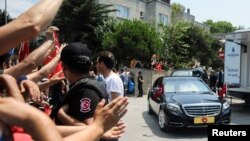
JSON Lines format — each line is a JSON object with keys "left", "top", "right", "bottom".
{"left": 158, "top": 108, "right": 172, "bottom": 132}
{"left": 148, "top": 102, "right": 154, "bottom": 115}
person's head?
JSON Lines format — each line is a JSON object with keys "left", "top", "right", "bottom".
{"left": 138, "top": 71, "right": 142, "bottom": 75}
{"left": 96, "top": 51, "right": 116, "bottom": 74}
{"left": 120, "top": 68, "right": 124, "bottom": 73}
{"left": 60, "top": 42, "right": 92, "bottom": 76}
{"left": 0, "top": 53, "right": 11, "bottom": 69}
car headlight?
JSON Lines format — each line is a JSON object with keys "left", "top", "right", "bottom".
{"left": 167, "top": 103, "right": 180, "bottom": 114}
{"left": 223, "top": 102, "right": 230, "bottom": 110}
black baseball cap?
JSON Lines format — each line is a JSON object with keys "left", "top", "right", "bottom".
{"left": 61, "top": 42, "right": 92, "bottom": 73}
{"left": 61, "top": 42, "right": 91, "bottom": 59}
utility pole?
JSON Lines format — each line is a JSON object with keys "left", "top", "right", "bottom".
{"left": 5, "top": 0, "right": 7, "bottom": 24}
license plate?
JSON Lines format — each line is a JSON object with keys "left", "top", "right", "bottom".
{"left": 194, "top": 116, "right": 215, "bottom": 124}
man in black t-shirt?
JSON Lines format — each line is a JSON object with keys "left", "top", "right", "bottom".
{"left": 50, "top": 43, "right": 126, "bottom": 141}
{"left": 53, "top": 42, "right": 102, "bottom": 125}
{"left": 65, "top": 84, "right": 102, "bottom": 123}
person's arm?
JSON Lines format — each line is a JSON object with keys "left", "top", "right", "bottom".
{"left": 0, "top": 0, "right": 63, "bottom": 55}
{"left": 110, "top": 79, "right": 124, "bottom": 100}
{"left": 64, "top": 97, "right": 128, "bottom": 141}
{"left": 27, "top": 43, "right": 66, "bottom": 83}
{"left": 111, "top": 92, "right": 122, "bottom": 100}
{"left": 19, "top": 79, "right": 41, "bottom": 102}
{"left": 27, "top": 54, "right": 60, "bottom": 83}
{"left": 57, "top": 105, "right": 86, "bottom": 126}
{"left": 0, "top": 96, "right": 128, "bottom": 141}
{"left": 3, "top": 39, "right": 55, "bottom": 79}
{"left": 139, "top": 75, "right": 144, "bottom": 83}
{"left": 0, "top": 74, "right": 24, "bottom": 102}
{"left": 38, "top": 72, "right": 65, "bottom": 92}
{"left": 57, "top": 120, "right": 126, "bottom": 139}
{"left": 0, "top": 98, "right": 63, "bottom": 141}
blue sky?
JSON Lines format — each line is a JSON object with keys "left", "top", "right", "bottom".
{"left": 0, "top": 0, "right": 38, "bottom": 17}
{"left": 1, "top": 0, "right": 250, "bottom": 28}
{"left": 172, "top": 0, "right": 250, "bottom": 28}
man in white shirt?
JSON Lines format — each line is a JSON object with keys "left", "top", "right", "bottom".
{"left": 96, "top": 51, "right": 124, "bottom": 141}
{"left": 96, "top": 51, "right": 124, "bottom": 101}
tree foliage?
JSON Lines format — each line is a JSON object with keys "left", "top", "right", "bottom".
{"left": 209, "top": 39, "right": 224, "bottom": 68}
{"left": 101, "top": 20, "right": 163, "bottom": 66}
{"left": 52, "top": 0, "right": 115, "bottom": 51}
{"left": 171, "top": 3, "right": 185, "bottom": 25}
{"left": 203, "top": 20, "right": 237, "bottom": 34}
{"left": 95, "top": 17, "right": 117, "bottom": 45}
{"left": 163, "top": 21, "right": 215, "bottom": 69}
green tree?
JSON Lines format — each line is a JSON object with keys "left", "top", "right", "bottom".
{"left": 163, "top": 21, "right": 213, "bottom": 69}
{"left": 203, "top": 20, "right": 237, "bottom": 34}
{"left": 102, "top": 20, "right": 163, "bottom": 67}
{"left": 171, "top": 3, "right": 185, "bottom": 25}
{"left": 95, "top": 17, "right": 117, "bottom": 45}
{"left": 52, "top": 0, "right": 115, "bottom": 51}
{"left": 209, "top": 38, "right": 224, "bottom": 69}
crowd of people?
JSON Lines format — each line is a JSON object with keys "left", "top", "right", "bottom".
{"left": 0, "top": 0, "right": 129, "bottom": 141}
{"left": 0, "top": 1, "right": 228, "bottom": 141}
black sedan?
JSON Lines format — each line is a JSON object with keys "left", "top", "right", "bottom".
{"left": 148, "top": 76, "right": 231, "bottom": 131}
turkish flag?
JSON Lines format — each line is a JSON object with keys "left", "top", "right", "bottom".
{"left": 18, "top": 41, "right": 30, "bottom": 62}
{"left": 43, "top": 32, "right": 63, "bottom": 78}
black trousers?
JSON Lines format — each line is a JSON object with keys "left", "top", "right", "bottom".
{"left": 138, "top": 84, "right": 143, "bottom": 97}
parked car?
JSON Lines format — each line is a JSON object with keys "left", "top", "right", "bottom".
{"left": 170, "top": 68, "right": 208, "bottom": 83}
{"left": 148, "top": 76, "right": 231, "bottom": 132}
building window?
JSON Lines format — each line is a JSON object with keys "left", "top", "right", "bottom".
{"left": 140, "top": 11, "right": 144, "bottom": 19}
{"left": 117, "top": 5, "right": 129, "bottom": 19}
{"left": 159, "top": 13, "right": 168, "bottom": 25}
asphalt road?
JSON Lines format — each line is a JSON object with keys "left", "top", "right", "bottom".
{"left": 120, "top": 95, "right": 250, "bottom": 141}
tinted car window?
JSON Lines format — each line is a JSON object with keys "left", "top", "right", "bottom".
{"left": 171, "top": 70, "right": 192, "bottom": 76}
{"left": 163, "top": 78, "right": 210, "bottom": 93}
{"left": 192, "top": 70, "right": 202, "bottom": 77}
{"left": 171, "top": 69, "right": 208, "bottom": 83}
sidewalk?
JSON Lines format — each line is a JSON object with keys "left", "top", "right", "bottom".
{"left": 225, "top": 96, "right": 245, "bottom": 107}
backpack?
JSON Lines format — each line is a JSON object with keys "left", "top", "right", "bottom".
{"left": 50, "top": 77, "right": 108, "bottom": 120}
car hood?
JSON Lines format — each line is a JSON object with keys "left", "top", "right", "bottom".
{"left": 166, "top": 93, "right": 221, "bottom": 105}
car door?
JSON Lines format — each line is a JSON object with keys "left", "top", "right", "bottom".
{"left": 149, "top": 77, "right": 163, "bottom": 113}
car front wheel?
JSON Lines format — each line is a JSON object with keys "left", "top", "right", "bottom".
{"left": 158, "top": 108, "right": 171, "bottom": 132}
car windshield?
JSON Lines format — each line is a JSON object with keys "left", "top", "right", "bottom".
{"left": 163, "top": 78, "right": 210, "bottom": 93}
{"left": 171, "top": 70, "right": 192, "bottom": 76}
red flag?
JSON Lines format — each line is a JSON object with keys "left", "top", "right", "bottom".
{"left": 43, "top": 32, "right": 63, "bottom": 78}
{"left": 18, "top": 41, "right": 30, "bottom": 62}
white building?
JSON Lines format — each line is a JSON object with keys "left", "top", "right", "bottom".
{"left": 97, "top": 0, "right": 209, "bottom": 30}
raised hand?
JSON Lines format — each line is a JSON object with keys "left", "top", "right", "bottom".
{"left": 20, "top": 80, "right": 41, "bottom": 102}
{"left": 46, "top": 26, "right": 59, "bottom": 40}
{"left": 93, "top": 97, "right": 128, "bottom": 133}
{"left": 102, "top": 120, "right": 126, "bottom": 139}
